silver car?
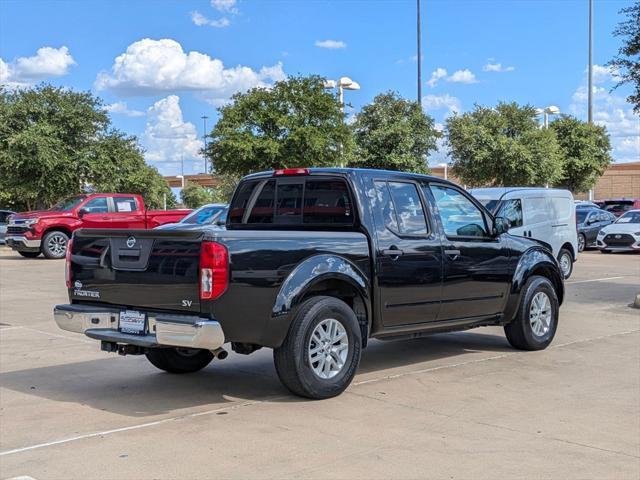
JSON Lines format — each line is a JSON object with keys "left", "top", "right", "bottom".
{"left": 0, "top": 210, "right": 16, "bottom": 245}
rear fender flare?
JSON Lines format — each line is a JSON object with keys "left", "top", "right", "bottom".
{"left": 504, "top": 247, "right": 564, "bottom": 322}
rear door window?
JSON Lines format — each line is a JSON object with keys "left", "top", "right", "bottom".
{"left": 387, "top": 182, "right": 428, "bottom": 235}
{"left": 114, "top": 197, "right": 138, "bottom": 213}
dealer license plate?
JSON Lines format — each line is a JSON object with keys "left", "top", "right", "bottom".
{"left": 119, "top": 310, "right": 146, "bottom": 335}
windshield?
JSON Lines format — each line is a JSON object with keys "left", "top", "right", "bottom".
{"left": 615, "top": 211, "right": 640, "bottom": 224}
{"left": 49, "top": 195, "right": 87, "bottom": 212}
{"left": 181, "top": 205, "right": 226, "bottom": 225}
{"left": 478, "top": 199, "right": 501, "bottom": 214}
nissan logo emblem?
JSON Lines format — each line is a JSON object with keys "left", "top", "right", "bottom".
{"left": 126, "top": 236, "right": 137, "bottom": 248}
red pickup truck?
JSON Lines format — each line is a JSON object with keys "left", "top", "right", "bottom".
{"left": 5, "top": 193, "right": 190, "bottom": 259}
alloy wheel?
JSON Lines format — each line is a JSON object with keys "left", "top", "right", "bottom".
{"left": 308, "top": 318, "right": 349, "bottom": 380}
{"left": 529, "top": 291, "right": 552, "bottom": 337}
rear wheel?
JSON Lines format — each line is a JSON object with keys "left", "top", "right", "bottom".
{"left": 504, "top": 275, "right": 559, "bottom": 351}
{"left": 42, "top": 231, "right": 69, "bottom": 259}
{"left": 145, "top": 348, "right": 213, "bottom": 373}
{"left": 18, "top": 251, "right": 40, "bottom": 258}
{"left": 274, "top": 296, "right": 362, "bottom": 399}
{"left": 558, "top": 248, "right": 574, "bottom": 279}
{"left": 577, "top": 234, "right": 586, "bottom": 252}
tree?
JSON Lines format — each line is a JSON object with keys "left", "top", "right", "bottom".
{"left": 0, "top": 84, "right": 175, "bottom": 210}
{"left": 608, "top": 1, "right": 640, "bottom": 113}
{"left": 446, "top": 102, "right": 562, "bottom": 187}
{"left": 205, "top": 75, "right": 353, "bottom": 176}
{"left": 349, "top": 92, "right": 439, "bottom": 173}
{"left": 180, "top": 182, "right": 214, "bottom": 208}
{"left": 211, "top": 173, "right": 240, "bottom": 204}
{"left": 550, "top": 116, "right": 612, "bottom": 193}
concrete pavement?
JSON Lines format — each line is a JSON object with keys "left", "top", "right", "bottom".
{"left": 0, "top": 247, "right": 638, "bottom": 479}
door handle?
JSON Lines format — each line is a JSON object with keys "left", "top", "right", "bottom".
{"left": 444, "top": 249, "right": 461, "bottom": 260}
{"left": 381, "top": 247, "right": 404, "bottom": 258}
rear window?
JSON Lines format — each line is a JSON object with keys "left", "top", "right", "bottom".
{"left": 228, "top": 177, "right": 354, "bottom": 227}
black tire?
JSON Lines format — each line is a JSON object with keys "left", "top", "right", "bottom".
{"left": 558, "top": 248, "right": 574, "bottom": 280}
{"left": 145, "top": 348, "right": 213, "bottom": 374}
{"left": 41, "top": 230, "right": 69, "bottom": 259}
{"left": 274, "top": 296, "right": 362, "bottom": 399}
{"left": 504, "top": 275, "right": 559, "bottom": 351}
{"left": 578, "top": 234, "right": 586, "bottom": 252}
{"left": 18, "top": 251, "right": 40, "bottom": 258}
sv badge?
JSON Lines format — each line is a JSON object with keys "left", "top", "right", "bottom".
{"left": 182, "top": 300, "right": 193, "bottom": 307}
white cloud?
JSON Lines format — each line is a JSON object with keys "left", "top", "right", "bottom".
{"left": 483, "top": 62, "right": 514, "bottom": 73}
{"left": 142, "top": 95, "right": 204, "bottom": 173}
{"left": 426, "top": 67, "right": 447, "bottom": 87}
{"left": 447, "top": 69, "right": 478, "bottom": 84}
{"left": 94, "top": 39, "right": 286, "bottom": 102}
{"left": 568, "top": 69, "right": 640, "bottom": 163}
{"left": 591, "top": 64, "right": 622, "bottom": 84}
{"left": 315, "top": 40, "right": 347, "bottom": 49}
{"left": 422, "top": 93, "right": 461, "bottom": 115}
{"left": 425, "top": 67, "right": 478, "bottom": 87}
{"left": 0, "top": 46, "right": 75, "bottom": 87}
{"left": 211, "top": 0, "right": 238, "bottom": 14}
{"left": 104, "top": 101, "right": 145, "bottom": 117}
{"left": 190, "top": 11, "right": 230, "bottom": 28}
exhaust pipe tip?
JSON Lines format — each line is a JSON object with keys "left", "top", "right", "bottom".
{"left": 212, "top": 347, "right": 228, "bottom": 360}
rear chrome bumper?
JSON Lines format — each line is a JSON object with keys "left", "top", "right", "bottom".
{"left": 53, "top": 304, "right": 225, "bottom": 350}
{"left": 6, "top": 235, "right": 41, "bottom": 250}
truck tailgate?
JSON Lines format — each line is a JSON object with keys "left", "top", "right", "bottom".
{"left": 69, "top": 229, "right": 203, "bottom": 313}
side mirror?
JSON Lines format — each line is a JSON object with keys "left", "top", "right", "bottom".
{"left": 78, "top": 208, "right": 88, "bottom": 218}
{"left": 493, "top": 216, "right": 510, "bottom": 236}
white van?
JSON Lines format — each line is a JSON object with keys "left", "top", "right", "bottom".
{"left": 470, "top": 188, "right": 578, "bottom": 279}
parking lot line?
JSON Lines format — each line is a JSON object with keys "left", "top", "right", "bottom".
{"left": 565, "top": 276, "right": 626, "bottom": 284}
{"left": 2, "top": 328, "right": 637, "bottom": 459}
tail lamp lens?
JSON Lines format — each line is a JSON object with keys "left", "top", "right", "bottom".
{"left": 65, "top": 238, "right": 74, "bottom": 288}
{"left": 199, "top": 241, "right": 228, "bottom": 300}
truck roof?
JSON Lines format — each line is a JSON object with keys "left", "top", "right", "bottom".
{"left": 242, "top": 167, "right": 459, "bottom": 186}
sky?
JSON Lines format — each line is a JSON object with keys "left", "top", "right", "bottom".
{"left": 1, "top": 0, "right": 638, "bottom": 178}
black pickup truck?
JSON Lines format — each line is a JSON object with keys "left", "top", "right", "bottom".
{"left": 55, "top": 168, "right": 564, "bottom": 399}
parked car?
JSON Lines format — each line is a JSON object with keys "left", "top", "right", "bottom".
{"left": 156, "top": 204, "right": 228, "bottom": 231}
{"left": 575, "top": 200, "right": 601, "bottom": 209}
{"left": 470, "top": 187, "right": 578, "bottom": 279}
{"left": 601, "top": 199, "right": 640, "bottom": 217}
{"left": 55, "top": 168, "right": 565, "bottom": 399}
{"left": 576, "top": 207, "right": 616, "bottom": 252}
{"left": 0, "top": 210, "right": 16, "bottom": 245}
{"left": 596, "top": 209, "right": 640, "bottom": 253}
{"left": 6, "top": 194, "right": 190, "bottom": 259}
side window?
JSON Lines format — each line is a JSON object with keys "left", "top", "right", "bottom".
{"left": 430, "top": 184, "right": 488, "bottom": 238}
{"left": 83, "top": 197, "right": 109, "bottom": 214}
{"left": 114, "top": 197, "right": 137, "bottom": 213}
{"left": 497, "top": 199, "right": 523, "bottom": 229}
{"left": 373, "top": 181, "right": 399, "bottom": 232}
{"left": 387, "top": 182, "right": 428, "bottom": 235}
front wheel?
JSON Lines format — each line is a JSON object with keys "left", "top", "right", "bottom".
{"left": 42, "top": 231, "right": 69, "bottom": 259}
{"left": 145, "top": 348, "right": 213, "bottom": 373}
{"left": 558, "top": 248, "right": 574, "bottom": 279}
{"left": 504, "top": 275, "right": 559, "bottom": 351}
{"left": 274, "top": 296, "right": 362, "bottom": 399}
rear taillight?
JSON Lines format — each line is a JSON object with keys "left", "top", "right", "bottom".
{"left": 65, "top": 237, "right": 74, "bottom": 288}
{"left": 199, "top": 241, "right": 228, "bottom": 301}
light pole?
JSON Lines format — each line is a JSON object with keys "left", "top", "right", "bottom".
{"left": 438, "top": 163, "right": 448, "bottom": 180}
{"left": 535, "top": 106, "right": 560, "bottom": 128}
{"left": 324, "top": 77, "right": 361, "bottom": 112}
{"left": 201, "top": 115, "right": 209, "bottom": 174}
{"left": 588, "top": 0, "right": 593, "bottom": 124}
{"left": 417, "top": 0, "right": 422, "bottom": 105}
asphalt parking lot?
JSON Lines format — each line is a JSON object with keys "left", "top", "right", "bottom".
{"left": 0, "top": 247, "right": 638, "bottom": 480}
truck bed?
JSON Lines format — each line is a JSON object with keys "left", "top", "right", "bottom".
{"left": 69, "top": 228, "right": 370, "bottom": 347}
